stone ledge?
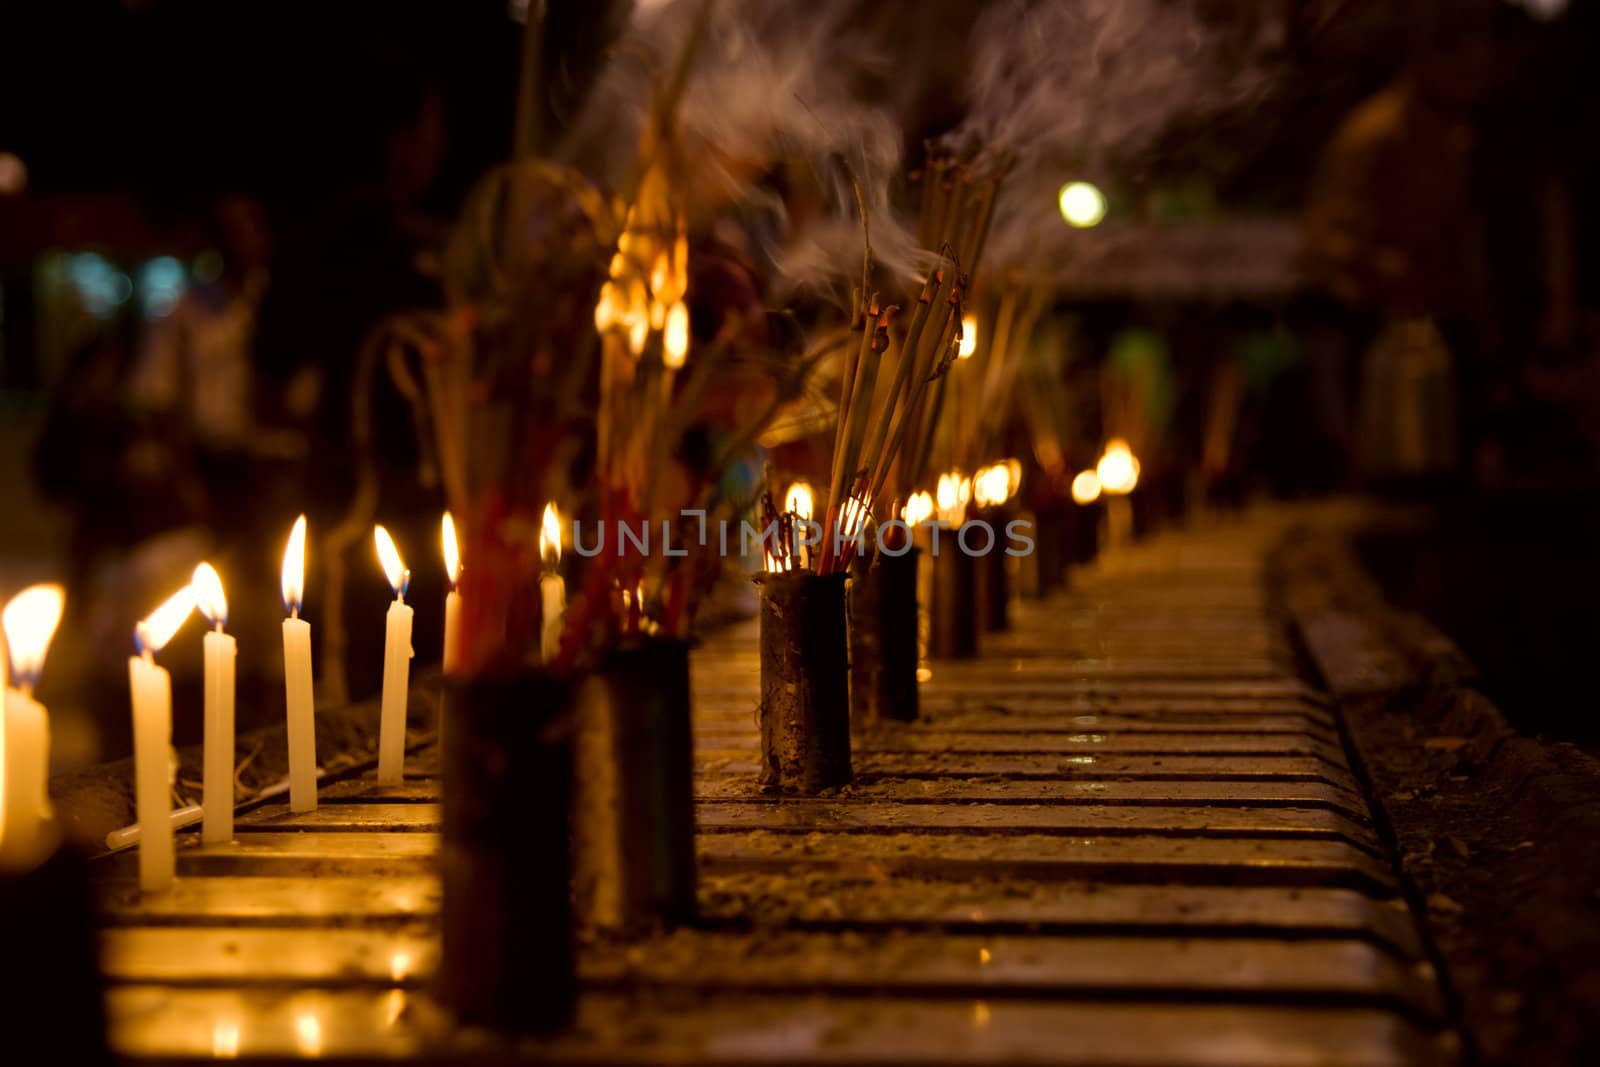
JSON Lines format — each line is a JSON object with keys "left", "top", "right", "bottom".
{"left": 1272, "top": 517, "right": 1600, "bottom": 1066}
{"left": 47, "top": 677, "right": 442, "bottom": 852}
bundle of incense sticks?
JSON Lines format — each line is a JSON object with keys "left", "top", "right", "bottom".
{"left": 881, "top": 151, "right": 1009, "bottom": 525}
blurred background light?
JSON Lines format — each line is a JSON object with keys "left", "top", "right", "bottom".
{"left": 1058, "top": 182, "right": 1107, "bottom": 229}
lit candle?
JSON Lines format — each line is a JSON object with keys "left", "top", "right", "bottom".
{"left": 374, "top": 525, "right": 413, "bottom": 784}
{"left": 192, "top": 563, "right": 236, "bottom": 844}
{"left": 129, "top": 584, "right": 195, "bottom": 891}
{"left": 1, "top": 584, "right": 65, "bottom": 868}
{"left": 441, "top": 512, "right": 462, "bottom": 675}
{"left": 281, "top": 516, "right": 318, "bottom": 813}
{"left": 539, "top": 504, "right": 565, "bottom": 663}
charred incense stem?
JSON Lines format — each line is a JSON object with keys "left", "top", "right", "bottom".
{"left": 756, "top": 571, "right": 852, "bottom": 792}
{"left": 848, "top": 548, "right": 920, "bottom": 729}
{"left": 975, "top": 507, "right": 1011, "bottom": 633}
{"left": 574, "top": 640, "right": 697, "bottom": 933}
{"left": 929, "top": 524, "right": 979, "bottom": 659}
{"left": 440, "top": 671, "right": 575, "bottom": 1033}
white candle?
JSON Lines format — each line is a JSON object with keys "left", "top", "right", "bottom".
{"left": 374, "top": 526, "right": 414, "bottom": 784}
{"left": 129, "top": 585, "right": 195, "bottom": 892}
{"left": 281, "top": 515, "right": 318, "bottom": 813}
{"left": 1, "top": 584, "right": 64, "bottom": 868}
{"left": 539, "top": 503, "right": 565, "bottom": 663}
{"left": 192, "top": 564, "right": 236, "bottom": 844}
{"left": 441, "top": 512, "right": 462, "bottom": 675}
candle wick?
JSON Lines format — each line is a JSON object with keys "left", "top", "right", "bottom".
{"left": 142, "top": 649, "right": 154, "bottom": 663}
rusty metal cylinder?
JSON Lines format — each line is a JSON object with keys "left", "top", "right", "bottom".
{"left": 757, "top": 571, "right": 852, "bottom": 793}
{"left": 439, "top": 671, "right": 575, "bottom": 1034}
{"left": 929, "top": 524, "right": 978, "bottom": 660}
{"left": 974, "top": 507, "right": 1011, "bottom": 633}
{"left": 1028, "top": 507, "right": 1069, "bottom": 598}
{"left": 848, "top": 548, "right": 920, "bottom": 729}
{"left": 573, "top": 639, "right": 697, "bottom": 933}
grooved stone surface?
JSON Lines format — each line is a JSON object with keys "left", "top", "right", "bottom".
{"left": 92, "top": 510, "right": 1457, "bottom": 1065}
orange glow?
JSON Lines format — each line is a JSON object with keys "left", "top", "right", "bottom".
{"left": 663, "top": 300, "right": 689, "bottom": 369}
{"left": 1071, "top": 470, "right": 1102, "bottom": 505}
{"left": 972, "top": 464, "right": 1012, "bottom": 508}
{"left": 1096, "top": 439, "right": 1140, "bottom": 495}
{"left": 784, "top": 481, "right": 814, "bottom": 521}
{"left": 902, "top": 491, "right": 935, "bottom": 527}
{"left": 958, "top": 315, "right": 977, "bottom": 359}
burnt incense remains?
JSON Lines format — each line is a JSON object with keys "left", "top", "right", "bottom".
{"left": 757, "top": 571, "right": 852, "bottom": 793}
{"left": 574, "top": 640, "right": 697, "bottom": 932}
{"left": 848, "top": 549, "right": 920, "bottom": 728}
{"left": 929, "top": 529, "right": 979, "bottom": 660}
{"left": 439, "top": 672, "right": 576, "bottom": 1034}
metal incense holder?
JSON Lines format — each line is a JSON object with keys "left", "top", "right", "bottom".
{"left": 974, "top": 507, "right": 1011, "bottom": 633}
{"left": 439, "top": 670, "right": 576, "bottom": 1034}
{"left": 1028, "top": 507, "right": 1070, "bottom": 598}
{"left": 573, "top": 639, "right": 697, "bottom": 933}
{"left": 0, "top": 843, "right": 110, "bottom": 1064}
{"left": 756, "top": 570, "right": 852, "bottom": 793}
{"left": 848, "top": 548, "right": 920, "bottom": 729}
{"left": 929, "top": 523, "right": 979, "bottom": 659}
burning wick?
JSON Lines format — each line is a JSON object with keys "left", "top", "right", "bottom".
{"left": 280, "top": 515, "right": 318, "bottom": 812}
{"left": 192, "top": 563, "right": 236, "bottom": 844}
{"left": 1, "top": 583, "right": 65, "bottom": 868}
{"left": 129, "top": 584, "right": 196, "bottom": 891}
{"left": 540, "top": 504, "right": 565, "bottom": 663}
{"left": 441, "top": 512, "right": 462, "bottom": 676}
{"left": 374, "top": 525, "right": 414, "bottom": 785}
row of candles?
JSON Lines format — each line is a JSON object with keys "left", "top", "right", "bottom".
{"left": 1, "top": 506, "right": 567, "bottom": 889}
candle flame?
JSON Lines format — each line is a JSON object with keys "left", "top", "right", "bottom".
{"left": 594, "top": 281, "right": 622, "bottom": 333}
{"left": 650, "top": 251, "right": 671, "bottom": 299}
{"left": 281, "top": 515, "right": 307, "bottom": 614}
{"left": 902, "top": 491, "right": 935, "bottom": 527}
{"left": 1071, "top": 469, "right": 1103, "bottom": 505}
{"left": 958, "top": 314, "right": 978, "bottom": 359}
{"left": 972, "top": 464, "right": 1012, "bottom": 508}
{"left": 1005, "top": 458, "right": 1023, "bottom": 497}
{"left": 191, "top": 562, "right": 228, "bottom": 630}
{"left": 783, "top": 481, "right": 814, "bottom": 521}
{"left": 441, "top": 512, "right": 461, "bottom": 588}
{"left": 540, "top": 503, "right": 562, "bottom": 566}
{"left": 374, "top": 526, "right": 409, "bottom": 598}
{"left": 136, "top": 584, "right": 195, "bottom": 655}
{"left": 935, "top": 471, "right": 971, "bottom": 525}
{"left": 663, "top": 300, "right": 689, "bottom": 369}
{"left": 1096, "top": 439, "right": 1140, "bottom": 495}
{"left": 2, "top": 584, "right": 64, "bottom": 689}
